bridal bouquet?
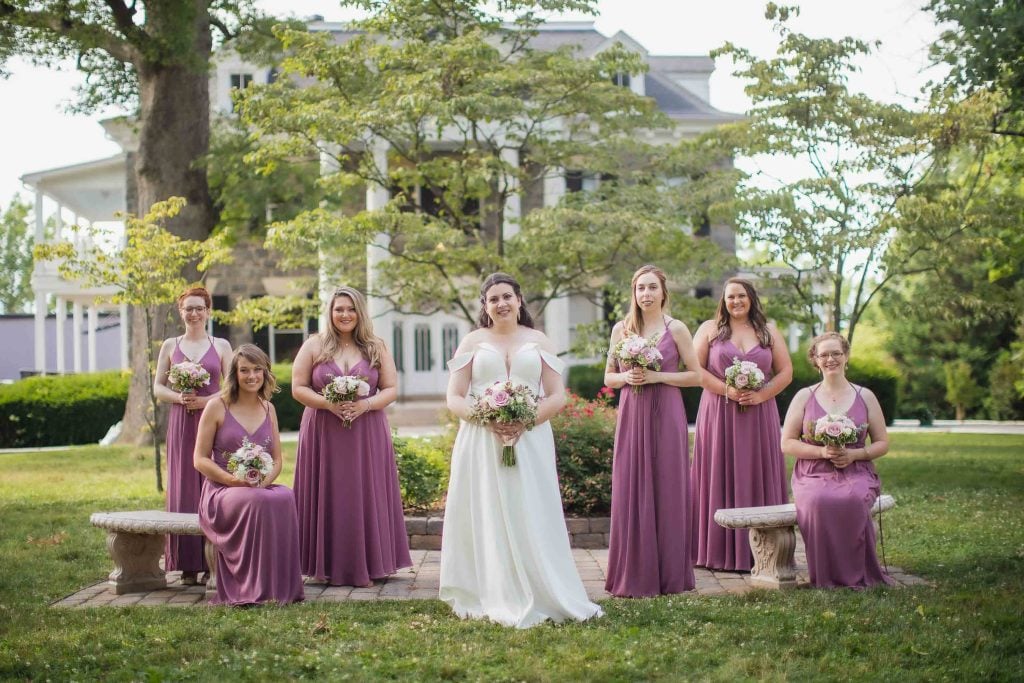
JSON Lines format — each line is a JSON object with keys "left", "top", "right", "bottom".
{"left": 322, "top": 375, "right": 372, "bottom": 428}
{"left": 724, "top": 357, "right": 766, "bottom": 412}
{"left": 612, "top": 334, "right": 663, "bottom": 394}
{"left": 807, "top": 413, "right": 866, "bottom": 447}
{"left": 168, "top": 361, "right": 211, "bottom": 392}
{"left": 168, "top": 361, "right": 211, "bottom": 413}
{"left": 226, "top": 437, "right": 274, "bottom": 487}
{"left": 469, "top": 380, "right": 538, "bottom": 466}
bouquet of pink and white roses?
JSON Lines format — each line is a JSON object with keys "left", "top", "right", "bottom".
{"left": 322, "top": 374, "right": 371, "bottom": 428}
{"left": 469, "top": 380, "right": 538, "bottom": 466}
{"left": 724, "top": 357, "right": 766, "bottom": 412}
{"left": 168, "top": 361, "right": 211, "bottom": 413}
{"left": 612, "top": 334, "right": 663, "bottom": 394}
{"left": 807, "top": 413, "right": 866, "bottom": 447}
{"left": 226, "top": 437, "right": 274, "bottom": 487}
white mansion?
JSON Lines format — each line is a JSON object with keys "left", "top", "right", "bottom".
{"left": 20, "top": 20, "right": 739, "bottom": 395}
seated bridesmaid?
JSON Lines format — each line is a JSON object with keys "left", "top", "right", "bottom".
{"left": 193, "top": 344, "right": 304, "bottom": 606}
{"left": 780, "top": 332, "right": 895, "bottom": 589}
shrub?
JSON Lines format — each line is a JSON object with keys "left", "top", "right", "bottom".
{"left": 392, "top": 435, "right": 449, "bottom": 511}
{"left": 566, "top": 364, "right": 605, "bottom": 401}
{"left": 551, "top": 391, "right": 615, "bottom": 515}
{"left": 0, "top": 371, "right": 130, "bottom": 448}
{"left": 269, "top": 363, "right": 304, "bottom": 431}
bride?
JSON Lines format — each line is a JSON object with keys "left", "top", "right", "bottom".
{"left": 439, "top": 272, "right": 603, "bottom": 628}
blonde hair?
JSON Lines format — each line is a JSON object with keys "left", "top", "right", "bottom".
{"left": 622, "top": 265, "right": 669, "bottom": 337}
{"left": 317, "top": 286, "right": 387, "bottom": 368}
{"left": 221, "top": 344, "right": 278, "bottom": 403}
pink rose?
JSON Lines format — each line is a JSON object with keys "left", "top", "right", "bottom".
{"left": 245, "top": 468, "right": 262, "bottom": 485}
{"left": 734, "top": 373, "right": 749, "bottom": 388}
{"left": 357, "top": 381, "right": 371, "bottom": 397}
{"left": 488, "top": 390, "right": 511, "bottom": 409}
{"left": 825, "top": 423, "right": 843, "bottom": 437}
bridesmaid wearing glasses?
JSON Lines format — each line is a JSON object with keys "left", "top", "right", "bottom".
{"left": 154, "top": 286, "right": 232, "bottom": 585}
{"left": 690, "top": 278, "right": 792, "bottom": 572}
{"left": 781, "top": 332, "right": 894, "bottom": 588}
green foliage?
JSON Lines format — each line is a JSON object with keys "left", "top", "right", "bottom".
{"left": 710, "top": 5, "right": 954, "bottom": 343}
{"left": 392, "top": 436, "right": 449, "bottom": 511}
{"left": 566, "top": 364, "right": 606, "bottom": 402}
{"left": 0, "top": 371, "right": 129, "bottom": 448}
{"left": 268, "top": 363, "right": 303, "bottom": 431}
{"left": 984, "top": 350, "right": 1024, "bottom": 420}
{"left": 236, "top": 0, "right": 733, "bottom": 329}
{"left": 550, "top": 391, "right": 615, "bottom": 515}
{"left": 774, "top": 349, "right": 899, "bottom": 425}
{"left": 0, "top": 195, "right": 34, "bottom": 313}
{"left": 944, "top": 359, "right": 984, "bottom": 421}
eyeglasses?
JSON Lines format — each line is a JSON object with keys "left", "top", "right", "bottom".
{"left": 815, "top": 351, "right": 845, "bottom": 360}
{"left": 181, "top": 306, "right": 207, "bottom": 314}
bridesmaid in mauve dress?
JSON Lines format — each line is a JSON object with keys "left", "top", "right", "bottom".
{"left": 604, "top": 265, "right": 703, "bottom": 597}
{"left": 690, "top": 278, "right": 792, "bottom": 571}
{"left": 153, "top": 286, "right": 231, "bottom": 584}
{"left": 782, "top": 332, "right": 895, "bottom": 588}
{"left": 291, "top": 286, "right": 411, "bottom": 587}
{"left": 193, "top": 344, "right": 304, "bottom": 605}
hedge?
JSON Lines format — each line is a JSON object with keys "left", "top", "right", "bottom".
{"left": 567, "top": 351, "right": 899, "bottom": 425}
{"left": 0, "top": 371, "right": 130, "bottom": 448}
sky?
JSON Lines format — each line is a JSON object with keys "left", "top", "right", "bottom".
{"left": 0, "top": 0, "right": 944, "bottom": 213}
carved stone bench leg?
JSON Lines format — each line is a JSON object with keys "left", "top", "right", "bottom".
{"left": 748, "top": 526, "right": 797, "bottom": 589}
{"left": 105, "top": 531, "right": 167, "bottom": 595}
{"left": 204, "top": 537, "right": 218, "bottom": 593}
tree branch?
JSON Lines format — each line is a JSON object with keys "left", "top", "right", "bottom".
{"left": 7, "top": 3, "right": 143, "bottom": 65}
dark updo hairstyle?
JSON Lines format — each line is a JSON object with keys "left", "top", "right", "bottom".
{"left": 221, "top": 344, "right": 279, "bottom": 403}
{"left": 807, "top": 331, "right": 851, "bottom": 370}
{"left": 177, "top": 285, "right": 212, "bottom": 310}
{"left": 477, "top": 272, "right": 535, "bottom": 329}
{"left": 714, "top": 277, "right": 772, "bottom": 348}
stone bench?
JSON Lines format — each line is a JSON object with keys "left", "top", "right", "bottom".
{"left": 90, "top": 511, "right": 217, "bottom": 595}
{"left": 713, "top": 494, "right": 896, "bottom": 589}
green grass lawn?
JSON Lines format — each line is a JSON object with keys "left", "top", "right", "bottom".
{"left": 0, "top": 433, "right": 1021, "bottom": 681}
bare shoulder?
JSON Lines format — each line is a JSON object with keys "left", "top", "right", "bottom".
{"left": 694, "top": 320, "right": 715, "bottom": 340}
{"left": 298, "top": 334, "right": 323, "bottom": 357}
{"left": 214, "top": 337, "right": 233, "bottom": 353}
{"left": 202, "top": 396, "right": 226, "bottom": 419}
{"left": 859, "top": 385, "right": 881, "bottom": 404}
{"left": 609, "top": 320, "right": 625, "bottom": 340}
{"left": 530, "top": 329, "right": 557, "bottom": 354}
{"left": 667, "top": 318, "right": 693, "bottom": 337}
{"left": 159, "top": 337, "right": 176, "bottom": 353}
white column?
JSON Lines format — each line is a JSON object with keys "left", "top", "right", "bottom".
{"left": 501, "top": 147, "right": 521, "bottom": 240}
{"left": 542, "top": 170, "right": 571, "bottom": 356}
{"left": 55, "top": 205, "right": 64, "bottom": 242}
{"left": 34, "top": 292, "right": 46, "bottom": 374}
{"left": 34, "top": 191, "right": 45, "bottom": 242}
{"left": 318, "top": 145, "right": 342, "bottom": 331}
{"left": 55, "top": 296, "right": 66, "bottom": 374}
{"left": 72, "top": 301, "right": 84, "bottom": 372}
{"left": 268, "top": 323, "right": 277, "bottom": 364}
{"left": 119, "top": 303, "right": 130, "bottom": 370}
{"left": 366, "top": 138, "right": 391, "bottom": 320}
{"left": 87, "top": 305, "right": 99, "bottom": 372}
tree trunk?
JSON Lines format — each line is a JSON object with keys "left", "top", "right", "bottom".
{"left": 118, "top": 2, "right": 217, "bottom": 445}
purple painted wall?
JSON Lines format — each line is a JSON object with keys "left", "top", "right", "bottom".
{"left": 0, "top": 314, "right": 124, "bottom": 381}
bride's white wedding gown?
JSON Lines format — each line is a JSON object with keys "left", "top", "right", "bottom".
{"left": 439, "top": 342, "right": 603, "bottom": 628}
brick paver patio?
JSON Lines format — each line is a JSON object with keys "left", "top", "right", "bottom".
{"left": 52, "top": 541, "right": 927, "bottom": 608}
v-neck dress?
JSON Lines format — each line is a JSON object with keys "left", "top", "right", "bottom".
{"left": 165, "top": 338, "right": 221, "bottom": 574}
{"left": 605, "top": 320, "right": 696, "bottom": 597}
{"left": 198, "top": 403, "right": 304, "bottom": 605}
{"left": 440, "top": 342, "right": 602, "bottom": 627}
{"left": 293, "top": 358, "right": 411, "bottom": 586}
{"left": 792, "top": 386, "right": 894, "bottom": 588}
{"left": 691, "top": 337, "right": 787, "bottom": 571}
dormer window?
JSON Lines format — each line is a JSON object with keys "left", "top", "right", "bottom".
{"left": 611, "top": 72, "right": 631, "bottom": 88}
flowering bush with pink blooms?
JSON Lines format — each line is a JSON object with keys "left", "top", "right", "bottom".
{"left": 468, "top": 380, "right": 538, "bottom": 466}
{"left": 226, "top": 437, "right": 274, "bottom": 486}
{"left": 551, "top": 391, "right": 616, "bottom": 515}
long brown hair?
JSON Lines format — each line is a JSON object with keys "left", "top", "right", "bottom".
{"left": 714, "top": 277, "right": 772, "bottom": 348}
{"left": 316, "top": 286, "right": 387, "bottom": 368}
{"left": 477, "top": 272, "right": 535, "bottom": 329}
{"left": 221, "top": 344, "right": 278, "bottom": 403}
{"left": 622, "top": 264, "right": 668, "bottom": 337}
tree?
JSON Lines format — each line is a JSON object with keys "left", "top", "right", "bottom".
{"left": 0, "top": 0, "right": 289, "bottom": 440}
{"left": 927, "top": 0, "right": 1024, "bottom": 136}
{"left": 239, "top": 0, "right": 733, "bottom": 328}
{"left": 709, "top": 4, "right": 968, "bottom": 343}
{"left": 34, "top": 198, "right": 231, "bottom": 491}
{"left": 944, "top": 359, "right": 984, "bottom": 421}
{"left": 0, "top": 195, "right": 34, "bottom": 313}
